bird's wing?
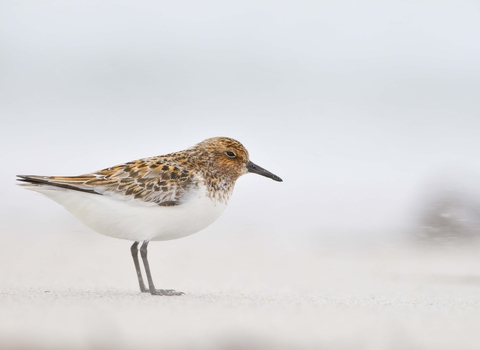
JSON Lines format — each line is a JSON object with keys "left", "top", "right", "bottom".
{"left": 17, "top": 156, "right": 199, "bottom": 206}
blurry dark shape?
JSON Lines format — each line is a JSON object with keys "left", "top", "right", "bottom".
{"left": 417, "top": 189, "right": 480, "bottom": 244}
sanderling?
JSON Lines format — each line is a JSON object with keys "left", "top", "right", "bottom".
{"left": 17, "top": 137, "right": 282, "bottom": 296}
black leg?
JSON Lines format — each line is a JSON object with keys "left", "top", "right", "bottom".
{"left": 139, "top": 240, "right": 184, "bottom": 296}
{"left": 131, "top": 241, "right": 147, "bottom": 293}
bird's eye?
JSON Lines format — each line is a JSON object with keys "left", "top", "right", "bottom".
{"left": 225, "top": 151, "right": 237, "bottom": 158}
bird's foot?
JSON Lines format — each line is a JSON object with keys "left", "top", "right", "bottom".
{"left": 149, "top": 289, "right": 185, "bottom": 296}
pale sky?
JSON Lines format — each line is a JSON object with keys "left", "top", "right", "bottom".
{"left": 1, "top": 1, "right": 479, "bottom": 239}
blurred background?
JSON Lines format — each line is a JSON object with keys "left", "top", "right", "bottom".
{"left": 1, "top": 1, "right": 480, "bottom": 349}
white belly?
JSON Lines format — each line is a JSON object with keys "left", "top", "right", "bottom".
{"left": 27, "top": 185, "right": 227, "bottom": 241}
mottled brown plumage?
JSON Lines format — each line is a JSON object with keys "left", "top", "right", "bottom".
{"left": 19, "top": 137, "right": 255, "bottom": 205}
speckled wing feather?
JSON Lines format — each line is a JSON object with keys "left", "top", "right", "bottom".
{"left": 18, "top": 154, "right": 200, "bottom": 206}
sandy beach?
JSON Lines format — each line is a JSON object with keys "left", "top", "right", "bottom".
{"left": 1, "top": 226, "right": 480, "bottom": 350}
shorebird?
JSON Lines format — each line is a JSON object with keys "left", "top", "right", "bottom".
{"left": 17, "top": 137, "right": 282, "bottom": 295}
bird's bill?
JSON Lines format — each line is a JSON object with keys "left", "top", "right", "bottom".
{"left": 246, "top": 161, "right": 283, "bottom": 182}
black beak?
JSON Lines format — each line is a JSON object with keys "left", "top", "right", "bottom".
{"left": 246, "top": 161, "right": 283, "bottom": 182}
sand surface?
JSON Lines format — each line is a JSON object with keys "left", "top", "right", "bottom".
{"left": 1, "top": 227, "right": 480, "bottom": 350}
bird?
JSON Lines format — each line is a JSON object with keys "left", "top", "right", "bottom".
{"left": 17, "top": 137, "right": 282, "bottom": 296}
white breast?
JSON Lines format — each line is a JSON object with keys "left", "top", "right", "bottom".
{"left": 27, "top": 184, "right": 227, "bottom": 242}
